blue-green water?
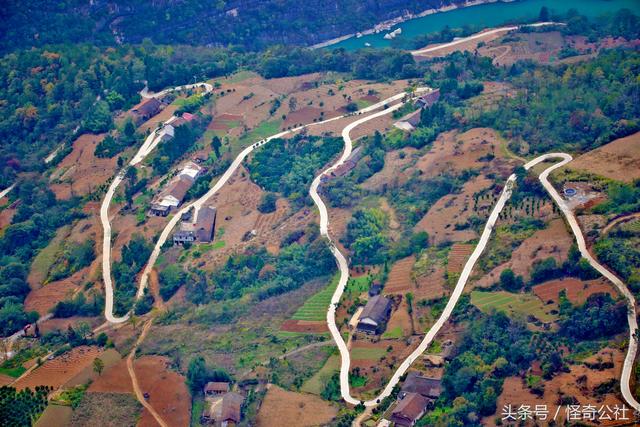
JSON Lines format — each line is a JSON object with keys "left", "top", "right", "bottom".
{"left": 332, "top": 0, "right": 640, "bottom": 50}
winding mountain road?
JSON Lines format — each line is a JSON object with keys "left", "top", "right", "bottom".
{"left": 100, "top": 79, "right": 640, "bottom": 413}
{"left": 537, "top": 154, "right": 640, "bottom": 413}
{"left": 137, "top": 89, "right": 426, "bottom": 299}
{"left": 311, "top": 123, "right": 640, "bottom": 410}
{"left": 0, "top": 184, "right": 14, "bottom": 201}
{"left": 103, "top": 84, "right": 428, "bottom": 323}
{"left": 101, "top": 84, "right": 213, "bottom": 323}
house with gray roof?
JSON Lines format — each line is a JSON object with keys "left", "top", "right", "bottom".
{"left": 357, "top": 294, "right": 392, "bottom": 335}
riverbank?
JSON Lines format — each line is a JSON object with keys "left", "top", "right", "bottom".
{"left": 327, "top": 0, "right": 640, "bottom": 50}
{"left": 310, "top": 0, "right": 500, "bottom": 49}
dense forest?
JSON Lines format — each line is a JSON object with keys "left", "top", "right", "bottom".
{"left": 478, "top": 49, "right": 640, "bottom": 153}
{"left": 0, "top": 179, "right": 83, "bottom": 336}
{"left": 249, "top": 135, "right": 343, "bottom": 209}
{"left": 0, "top": 0, "right": 459, "bottom": 51}
{"left": 2, "top": 9, "right": 637, "bottom": 188}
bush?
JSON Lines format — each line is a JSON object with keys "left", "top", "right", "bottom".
{"left": 499, "top": 268, "right": 523, "bottom": 291}
{"left": 529, "top": 257, "right": 561, "bottom": 285}
{"left": 52, "top": 293, "right": 103, "bottom": 318}
{"left": 258, "top": 193, "right": 278, "bottom": 213}
{"left": 159, "top": 265, "right": 186, "bottom": 301}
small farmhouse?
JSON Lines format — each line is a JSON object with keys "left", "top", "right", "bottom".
{"left": 149, "top": 161, "right": 203, "bottom": 216}
{"left": 331, "top": 146, "right": 364, "bottom": 178}
{"left": 414, "top": 89, "right": 440, "bottom": 109}
{"left": 173, "top": 206, "right": 217, "bottom": 244}
{"left": 400, "top": 372, "right": 442, "bottom": 400}
{"left": 130, "top": 98, "right": 163, "bottom": 125}
{"left": 204, "top": 381, "right": 230, "bottom": 397}
{"left": 201, "top": 392, "right": 244, "bottom": 426}
{"left": 357, "top": 294, "right": 392, "bottom": 334}
{"left": 159, "top": 124, "right": 175, "bottom": 143}
{"left": 390, "top": 392, "right": 430, "bottom": 427}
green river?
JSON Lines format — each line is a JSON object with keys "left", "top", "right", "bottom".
{"left": 331, "top": 0, "right": 640, "bottom": 50}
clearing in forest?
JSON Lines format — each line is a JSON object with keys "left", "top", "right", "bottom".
{"left": 470, "top": 290, "right": 557, "bottom": 323}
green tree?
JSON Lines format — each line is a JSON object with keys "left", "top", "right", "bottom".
{"left": 258, "top": 192, "right": 278, "bottom": 213}
{"left": 499, "top": 268, "right": 523, "bottom": 291}
{"left": 83, "top": 100, "right": 113, "bottom": 133}
{"left": 106, "top": 91, "right": 126, "bottom": 111}
{"left": 539, "top": 6, "right": 550, "bottom": 21}
{"left": 187, "top": 356, "right": 208, "bottom": 394}
{"left": 211, "top": 135, "right": 222, "bottom": 159}
{"left": 93, "top": 357, "right": 104, "bottom": 376}
{"left": 159, "top": 265, "right": 186, "bottom": 301}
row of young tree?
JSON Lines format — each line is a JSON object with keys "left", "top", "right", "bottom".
{"left": 422, "top": 290, "right": 628, "bottom": 425}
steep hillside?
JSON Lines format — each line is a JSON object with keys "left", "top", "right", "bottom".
{"left": 1, "top": 0, "right": 467, "bottom": 51}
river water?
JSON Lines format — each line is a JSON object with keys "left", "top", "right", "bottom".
{"left": 331, "top": 0, "right": 640, "bottom": 50}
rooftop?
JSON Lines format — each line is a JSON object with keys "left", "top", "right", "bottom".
{"left": 359, "top": 294, "right": 391, "bottom": 325}
{"left": 401, "top": 372, "right": 442, "bottom": 399}
{"left": 391, "top": 392, "right": 430, "bottom": 425}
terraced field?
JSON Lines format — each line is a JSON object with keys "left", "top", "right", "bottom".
{"left": 470, "top": 290, "right": 557, "bottom": 323}
{"left": 291, "top": 274, "right": 338, "bottom": 322}
{"left": 447, "top": 243, "right": 474, "bottom": 274}
{"left": 14, "top": 346, "right": 103, "bottom": 391}
{"left": 300, "top": 354, "right": 340, "bottom": 395}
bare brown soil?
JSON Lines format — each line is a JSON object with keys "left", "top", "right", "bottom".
{"left": 447, "top": 244, "right": 474, "bottom": 274}
{"left": 532, "top": 277, "right": 617, "bottom": 305}
{"left": 383, "top": 256, "right": 416, "bottom": 295}
{"left": 256, "top": 384, "right": 338, "bottom": 427}
{"left": 38, "top": 316, "right": 102, "bottom": 335}
{"left": 569, "top": 131, "right": 640, "bottom": 183}
{"left": 88, "top": 358, "right": 134, "bottom": 393}
{"left": 413, "top": 128, "right": 511, "bottom": 179}
{"left": 361, "top": 147, "right": 418, "bottom": 192}
{"left": 0, "top": 206, "right": 16, "bottom": 230}
{"left": 283, "top": 106, "right": 324, "bottom": 128}
{"left": 14, "top": 345, "right": 102, "bottom": 390}
{"left": 478, "top": 31, "right": 566, "bottom": 66}
{"left": 111, "top": 213, "right": 166, "bottom": 260}
{"left": 386, "top": 297, "right": 413, "bottom": 337}
{"left": 415, "top": 174, "right": 493, "bottom": 245}
{"left": 208, "top": 112, "right": 244, "bottom": 131}
{"left": 488, "top": 347, "right": 627, "bottom": 426}
{"left": 414, "top": 267, "right": 447, "bottom": 301}
{"left": 133, "top": 355, "right": 191, "bottom": 427}
{"left": 473, "top": 219, "right": 574, "bottom": 287}
{"left": 0, "top": 374, "right": 13, "bottom": 386}
{"left": 24, "top": 268, "right": 88, "bottom": 315}
{"left": 50, "top": 133, "right": 118, "bottom": 199}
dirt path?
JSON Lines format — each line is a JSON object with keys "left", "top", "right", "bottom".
{"left": 601, "top": 212, "right": 640, "bottom": 235}
{"left": 411, "top": 22, "right": 562, "bottom": 56}
{"left": 127, "top": 319, "right": 169, "bottom": 427}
